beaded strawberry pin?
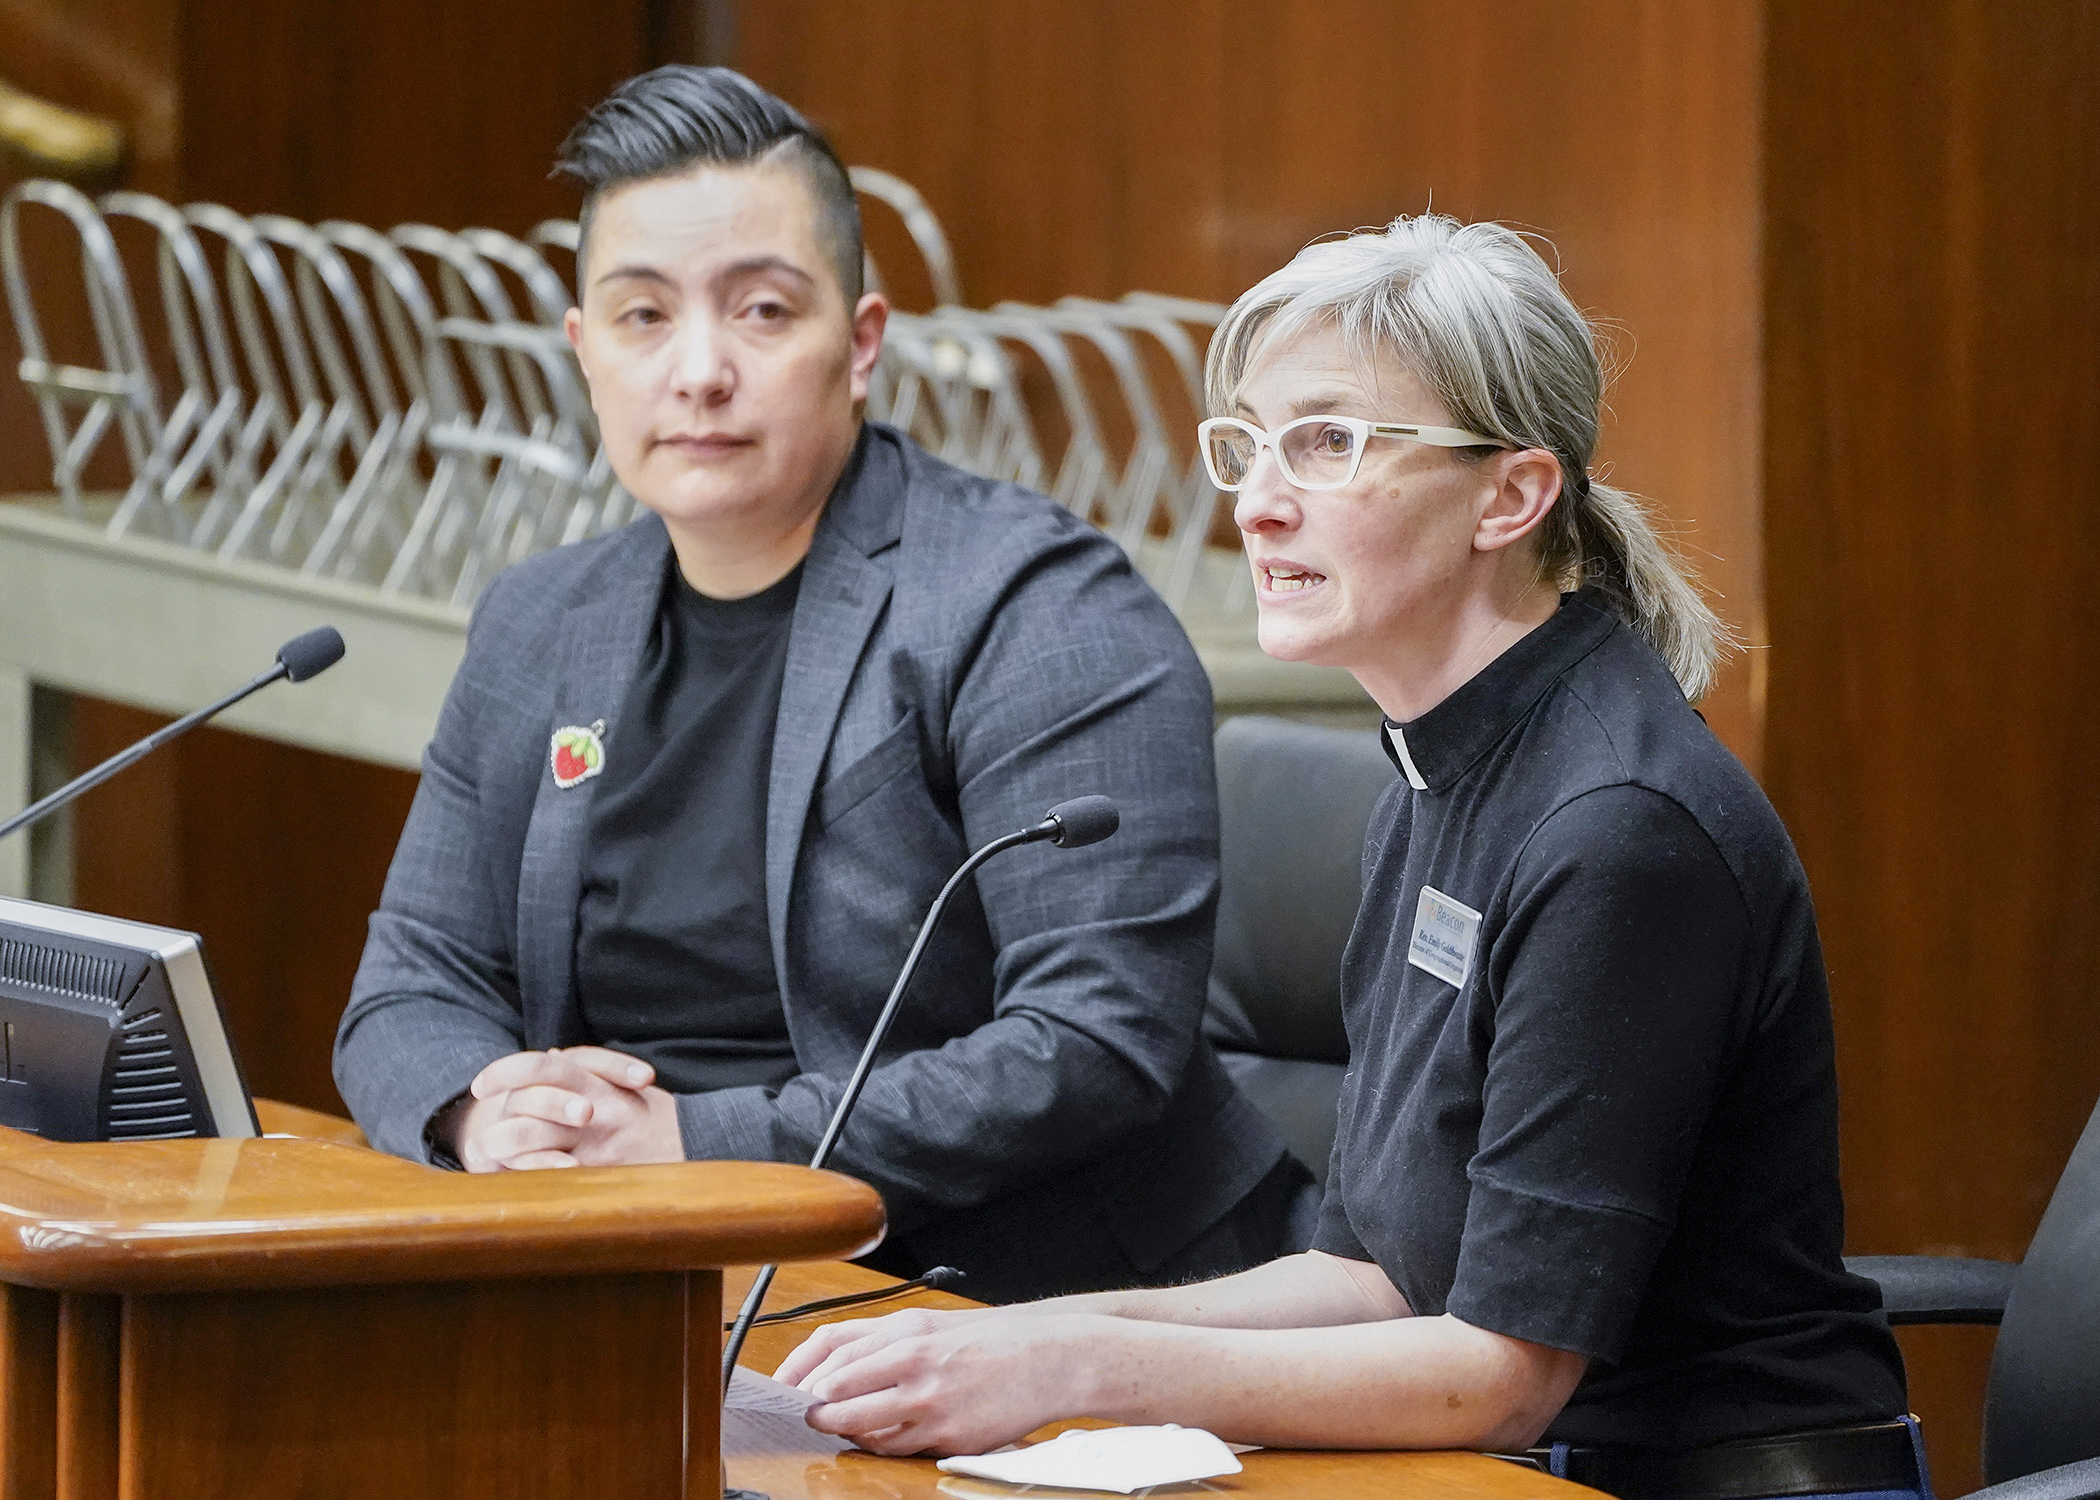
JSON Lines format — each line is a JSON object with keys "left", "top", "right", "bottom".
{"left": 550, "top": 720, "right": 606, "bottom": 789}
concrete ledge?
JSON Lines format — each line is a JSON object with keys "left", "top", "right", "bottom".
{"left": 0, "top": 498, "right": 1369, "bottom": 776}
{"left": 0, "top": 499, "right": 463, "bottom": 771}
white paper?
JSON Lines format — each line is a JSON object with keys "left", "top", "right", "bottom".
{"left": 727, "top": 1366, "right": 824, "bottom": 1418}
{"left": 723, "top": 1367, "right": 853, "bottom": 1458}
{"left": 935, "top": 1424, "right": 1244, "bottom": 1494}
{"left": 723, "top": 1409, "right": 853, "bottom": 1459}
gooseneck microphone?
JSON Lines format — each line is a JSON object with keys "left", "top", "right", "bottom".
{"left": 0, "top": 627, "right": 347, "bottom": 844}
{"left": 722, "top": 794, "right": 1120, "bottom": 1387}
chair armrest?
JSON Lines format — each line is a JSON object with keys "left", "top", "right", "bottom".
{"left": 1966, "top": 1457, "right": 2100, "bottom": 1500}
{"left": 1844, "top": 1254, "right": 2018, "bottom": 1326}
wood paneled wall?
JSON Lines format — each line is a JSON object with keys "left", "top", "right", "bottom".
{"left": 177, "top": 0, "right": 649, "bottom": 226}
{"left": 742, "top": 0, "right": 1767, "bottom": 768}
{"left": 1762, "top": 2, "right": 2100, "bottom": 1488}
{"left": 6, "top": 5, "right": 2099, "bottom": 1490}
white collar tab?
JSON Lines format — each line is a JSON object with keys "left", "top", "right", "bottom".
{"left": 1385, "top": 721, "right": 1429, "bottom": 791}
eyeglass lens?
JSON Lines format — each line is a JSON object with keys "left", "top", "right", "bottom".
{"left": 1204, "top": 424, "right": 1260, "bottom": 487}
{"left": 1204, "top": 420, "right": 1361, "bottom": 489}
{"left": 1277, "top": 420, "right": 1360, "bottom": 485}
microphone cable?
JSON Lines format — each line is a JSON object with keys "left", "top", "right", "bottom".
{"left": 724, "top": 1265, "right": 968, "bottom": 1331}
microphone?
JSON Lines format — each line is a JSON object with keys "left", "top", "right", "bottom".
{"left": 0, "top": 627, "right": 346, "bottom": 844}
{"left": 722, "top": 795, "right": 1121, "bottom": 1387}
{"left": 276, "top": 627, "right": 348, "bottom": 682}
{"left": 1035, "top": 794, "right": 1117, "bottom": 849}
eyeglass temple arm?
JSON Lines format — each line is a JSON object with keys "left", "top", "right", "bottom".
{"left": 1366, "top": 421, "right": 1510, "bottom": 448}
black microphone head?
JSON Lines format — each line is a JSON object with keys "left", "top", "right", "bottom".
{"left": 1044, "top": 795, "right": 1119, "bottom": 848}
{"left": 277, "top": 627, "right": 345, "bottom": 683}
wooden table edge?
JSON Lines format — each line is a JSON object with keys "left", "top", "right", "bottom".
{"left": 0, "top": 1114, "right": 886, "bottom": 1293}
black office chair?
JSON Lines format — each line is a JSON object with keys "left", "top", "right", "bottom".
{"left": 1207, "top": 715, "right": 1397, "bottom": 1184}
{"left": 1845, "top": 1092, "right": 2100, "bottom": 1500}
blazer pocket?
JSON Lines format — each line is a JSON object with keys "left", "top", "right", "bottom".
{"left": 814, "top": 712, "right": 923, "bottom": 829}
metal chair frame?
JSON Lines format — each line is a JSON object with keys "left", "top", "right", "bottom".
{"left": 1, "top": 175, "right": 1241, "bottom": 623}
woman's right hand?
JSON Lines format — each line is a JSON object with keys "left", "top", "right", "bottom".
{"left": 775, "top": 1306, "right": 1112, "bottom": 1456}
{"left": 773, "top": 1305, "right": 985, "bottom": 1389}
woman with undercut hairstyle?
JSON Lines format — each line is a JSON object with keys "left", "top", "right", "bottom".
{"left": 777, "top": 215, "right": 1923, "bottom": 1500}
{"left": 335, "top": 65, "right": 1310, "bottom": 1306}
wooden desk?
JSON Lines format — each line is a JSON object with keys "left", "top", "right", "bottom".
{"left": 0, "top": 1102, "right": 885, "bottom": 1500}
{"left": 726, "top": 1263, "right": 1598, "bottom": 1500}
{"left": 0, "top": 1102, "right": 1592, "bottom": 1499}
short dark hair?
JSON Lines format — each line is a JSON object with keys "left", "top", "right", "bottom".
{"left": 554, "top": 66, "right": 863, "bottom": 302}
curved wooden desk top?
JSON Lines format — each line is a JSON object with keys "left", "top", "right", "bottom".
{"left": 0, "top": 1119, "right": 885, "bottom": 1294}
{"left": 727, "top": 1263, "right": 1601, "bottom": 1500}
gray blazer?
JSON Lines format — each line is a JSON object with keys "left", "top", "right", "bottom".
{"left": 335, "top": 424, "right": 1291, "bottom": 1299}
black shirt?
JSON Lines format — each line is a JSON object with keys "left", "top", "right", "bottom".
{"left": 574, "top": 559, "right": 802, "bottom": 1095}
{"left": 1315, "top": 590, "right": 1905, "bottom": 1448}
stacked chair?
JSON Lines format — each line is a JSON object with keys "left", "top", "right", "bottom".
{"left": 1205, "top": 716, "right": 1397, "bottom": 1184}
{"left": 1, "top": 169, "right": 1242, "bottom": 618}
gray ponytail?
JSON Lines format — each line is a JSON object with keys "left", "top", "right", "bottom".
{"left": 1553, "top": 478, "right": 1728, "bottom": 701}
{"left": 1206, "top": 214, "right": 1734, "bottom": 700}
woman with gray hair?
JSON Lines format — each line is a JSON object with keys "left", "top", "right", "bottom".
{"left": 776, "top": 215, "right": 1919, "bottom": 1499}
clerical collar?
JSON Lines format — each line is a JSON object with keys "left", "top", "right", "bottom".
{"left": 1380, "top": 590, "right": 1620, "bottom": 792}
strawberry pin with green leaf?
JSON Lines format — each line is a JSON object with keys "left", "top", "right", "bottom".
{"left": 550, "top": 720, "right": 606, "bottom": 789}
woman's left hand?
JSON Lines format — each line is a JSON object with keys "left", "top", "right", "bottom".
{"left": 778, "top": 1307, "right": 1109, "bottom": 1456}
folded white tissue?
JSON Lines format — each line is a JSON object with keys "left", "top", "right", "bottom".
{"left": 935, "top": 1424, "right": 1245, "bottom": 1493}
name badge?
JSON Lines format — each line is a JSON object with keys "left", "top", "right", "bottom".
{"left": 1408, "top": 885, "right": 1482, "bottom": 990}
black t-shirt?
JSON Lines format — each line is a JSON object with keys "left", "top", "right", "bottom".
{"left": 574, "top": 559, "right": 803, "bottom": 1095}
{"left": 1315, "top": 590, "right": 1906, "bottom": 1449}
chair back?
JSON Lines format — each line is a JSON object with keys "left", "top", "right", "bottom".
{"left": 1985, "top": 1092, "right": 2100, "bottom": 1483}
{"left": 1207, "top": 716, "right": 1395, "bottom": 1181}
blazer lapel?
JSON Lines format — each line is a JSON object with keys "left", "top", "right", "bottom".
{"left": 515, "top": 519, "right": 669, "bottom": 1046}
{"left": 765, "top": 430, "right": 905, "bottom": 1002}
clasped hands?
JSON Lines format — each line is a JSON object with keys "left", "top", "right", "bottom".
{"left": 441, "top": 1055, "right": 1096, "bottom": 1451}
{"left": 442, "top": 1046, "right": 684, "bottom": 1171}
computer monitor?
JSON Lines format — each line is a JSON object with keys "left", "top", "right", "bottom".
{"left": 0, "top": 896, "right": 257, "bottom": 1141}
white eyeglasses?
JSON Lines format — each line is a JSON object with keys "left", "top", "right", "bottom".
{"left": 1198, "top": 414, "right": 1507, "bottom": 492}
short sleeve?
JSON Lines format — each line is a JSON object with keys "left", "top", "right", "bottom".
{"left": 1446, "top": 784, "right": 1753, "bottom": 1362}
